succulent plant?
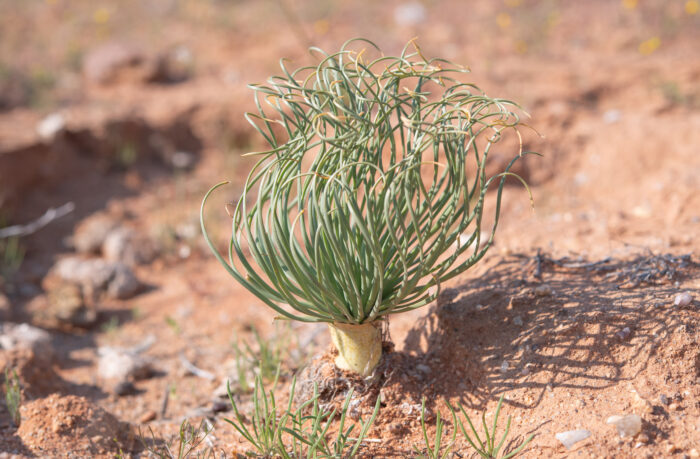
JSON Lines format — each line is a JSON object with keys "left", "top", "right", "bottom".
{"left": 202, "top": 39, "right": 535, "bottom": 375}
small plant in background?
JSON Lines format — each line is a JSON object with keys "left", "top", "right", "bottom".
{"left": 140, "top": 419, "right": 216, "bottom": 459}
{"left": 414, "top": 397, "right": 456, "bottom": 459}
{"left": 202, "top": 38, "right": 535, "bottom": 376}
{"left": 233, "top": 323, "right": 292, "bottom": 385}
{"left": 448, "top": 395, "right": 534, "bottom": 459}
{"left": 0, "top": 236, "right": 25, "bottom": 282}
{"left": 165, "top": 315, "right": 182, "bottom": 335}
{"left": 4, "top": 368, "right": 21, "bottom": 427}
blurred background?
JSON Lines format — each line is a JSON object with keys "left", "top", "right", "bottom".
{"left": 1, "top": 0, "right": 698, "bottom": 282}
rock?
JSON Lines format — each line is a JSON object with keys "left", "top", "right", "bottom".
{"left": 535, "top": 284, "right": 552, "bottom": 297}
{"left": 615, "top": 326, "right": 631, "bottom": 341}
{"left": 394, "top": 2, "right": 426, "bottom": 26}
{"left": 171, "top": 151, "right": 195, "bottom": 170}
{"left": 16, "top": 394, "right": 130, "bottom": 455}
{"left": 36, "top": 113, "right": 65, "bottom": 141}
{"left": 73, "top": 215, "right": 119, "bottom": 254}
{"left": 555, "top": 429, "right": 591, "bottom": 450}
{"left": 0, "top": 323, "right": 52, "bottom": 354}
{"left": 632, "top": 392, "right": 653, "bottom": 415}
{"left": 97, "top": 346, "right": 153, "bottom": 383}
{"left": 102, "top": 227, "right": 155, "bottom": 266}
{"left": 106, "top": 264, "right": 141, "bottom": 299}
{"left": 138, "top": 410, "right": 157, "bottom": 423}
{"left": 673, "top": 292, "right": 693, "bottom": 307}
{"left": 668, "top": 402, "right": 680, "bottom": 411}
{"left": 513, "top": 316, "right": 523, "bottom": 326}
{"left": 53, "top": 257, "right": 141, "bottom": 300}
{"left": 606, "top": 414, "right": 642, "bottom": 438}
{"left": 112, "top": 381, "right": 137, "bottom": 396}
{"left": 46, "top": 283, "right": 97, "bottom": 327}
{"left": 500, "top": 361, "right": 509, "bottom": 372}
{"left": 54, "top": 258, "right": 112, "bottom": 289}
{"left": 210, "top": 400, "right": 230, "bottom": 414}
{"left": 689, "top": 448, "right": 699, "bottom": 458}
{"left": 659, "top": 394, "right": 669, "bottom": 405}
{"left": 415, "top": 364, "right": 431, "bottom": 374}
{"left": 83, "top": 41, "right": 146, "bottom": 85}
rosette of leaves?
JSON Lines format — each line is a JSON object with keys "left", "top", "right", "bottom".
{"left": 202, "top": 39, "right": 535, "bottom": 376}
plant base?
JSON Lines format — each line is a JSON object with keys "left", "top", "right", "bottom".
{"left": 328, "top": 322, "right": 382, "bottom": 376}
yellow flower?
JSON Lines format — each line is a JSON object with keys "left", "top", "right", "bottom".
{"left": 93, "top": 7, "right": 110, "bottom": 24}
{"left": 638, "top": 37, "right": 661, "bottom": 55}
{"left": 497, "top": 12, "right": 512, "bottom": 29}
{"left": 313, "top": 19, "right": 330, "bottom": 35}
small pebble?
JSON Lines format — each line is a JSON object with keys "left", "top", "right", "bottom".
{"left": 416, "top": 364, "right": 431, "bottom": 374}
{"left": 500, "top": 361, "right": 509, "bottom": 372}
{"left": 113, "top": 381, "right": 136, "bottom": 396}
{"left": 555, "top": 429, "right": 591, "bottom": 450}
{"left": 689, "top": 448, "right": 699, "bottom": 458}
{"left": 606, "top": 414, "right": 642, "bottom": 438}
{"left": 211, "top": 400, "right": 231, "bottom": 413}
{"left": 36, "top": 113, "right": 65, "bottom": 140}
{"left": 521, "top": 367, "right": 530, "bottom": 376}
{"left": 535, "top": 285, "right": 552, "bottom": 297}
{"left": 513, "top": 316, "right": 523, "bottom": 326}
{"left": 138, "top": 410, "right": 157, "bottom": 423}
{"left": 615, "top": 327, "right": 631, "bottom": 341}
{"left": 673, "top": 292, "right": 693, "bottom": 307}
{"left": 668, "top": 402, "right": 680, "bottom": 411}
{"left": 659, "top": 394, "right": 669, "bottom": 405}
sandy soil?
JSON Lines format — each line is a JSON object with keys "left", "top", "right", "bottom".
{"left": 1, "top": 0, "right": 699, "bottom": 457}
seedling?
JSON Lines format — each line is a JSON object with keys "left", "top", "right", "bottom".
{"left": 225, "top": 373, "right": 380, "bottom": 457}
{"left": 4, "top": 368, "right": 21, "bottom": 427}
{"left": 0, "top": 236, "right": 24, "bottom": 281}
{"left": 202, "top": 39, "right": 535, "bottom": 375}
{"left": 140, "top": 419, "right": 215, "bottom": 459}
{"left": 413, "top": 397, "right": 456, "bottom": 459}
{"left": 448, "top": 395, "right": 534, "bottom": 459}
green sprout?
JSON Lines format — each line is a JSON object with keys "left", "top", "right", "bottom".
{"left": 202, "top": 38, "right": 535, "bottom": 375}
{"left": 140, "top": 419, "right": 215, "bottom": 459}
{"left": 414, "top": 397, "right": 456, "bottom": 459}
{"left": 225, "top": 373, "right": 380, "bottom": 458}
{"left": 4, "top": 368, "right": 21, "bottom": 427}
{"left": 448, "top": 395, "right": 534, "bottom": 459}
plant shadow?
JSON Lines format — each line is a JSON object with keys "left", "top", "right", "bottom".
{"left": 395, "top": 251, "right": 699, "bottom": 412}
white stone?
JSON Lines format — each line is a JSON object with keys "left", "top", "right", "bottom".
{"left": 54, "top": 257, "right": 141, "bottom": 299}
{"left": 394, "top": 2, "right": 426, "bottom": 26}
{"left": 555, "top": 429, "right": 591, "bottom": 450}
{"left": 673, "top": 292, "right": 693, "bottom": 307}
{"left": 535, "top": 285, "right": 552, "bottom": 297}
{"left": 0, "top": 323, "right": 52, "bottom": 353}
{"left": 606, "top": 414, "right": 642, "bottom": 438}
{"left": 97, "top": 346, "right": 152, "bottom": 382}
{"left": 37, "top": 113, "right": 65, "bottom": 140}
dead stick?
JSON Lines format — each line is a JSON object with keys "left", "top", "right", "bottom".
{"left": 0, "top": 202, "right": 75, "bottom": 238}
{"left": 179, "top": 354, "right": 216, "bottom": 380}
